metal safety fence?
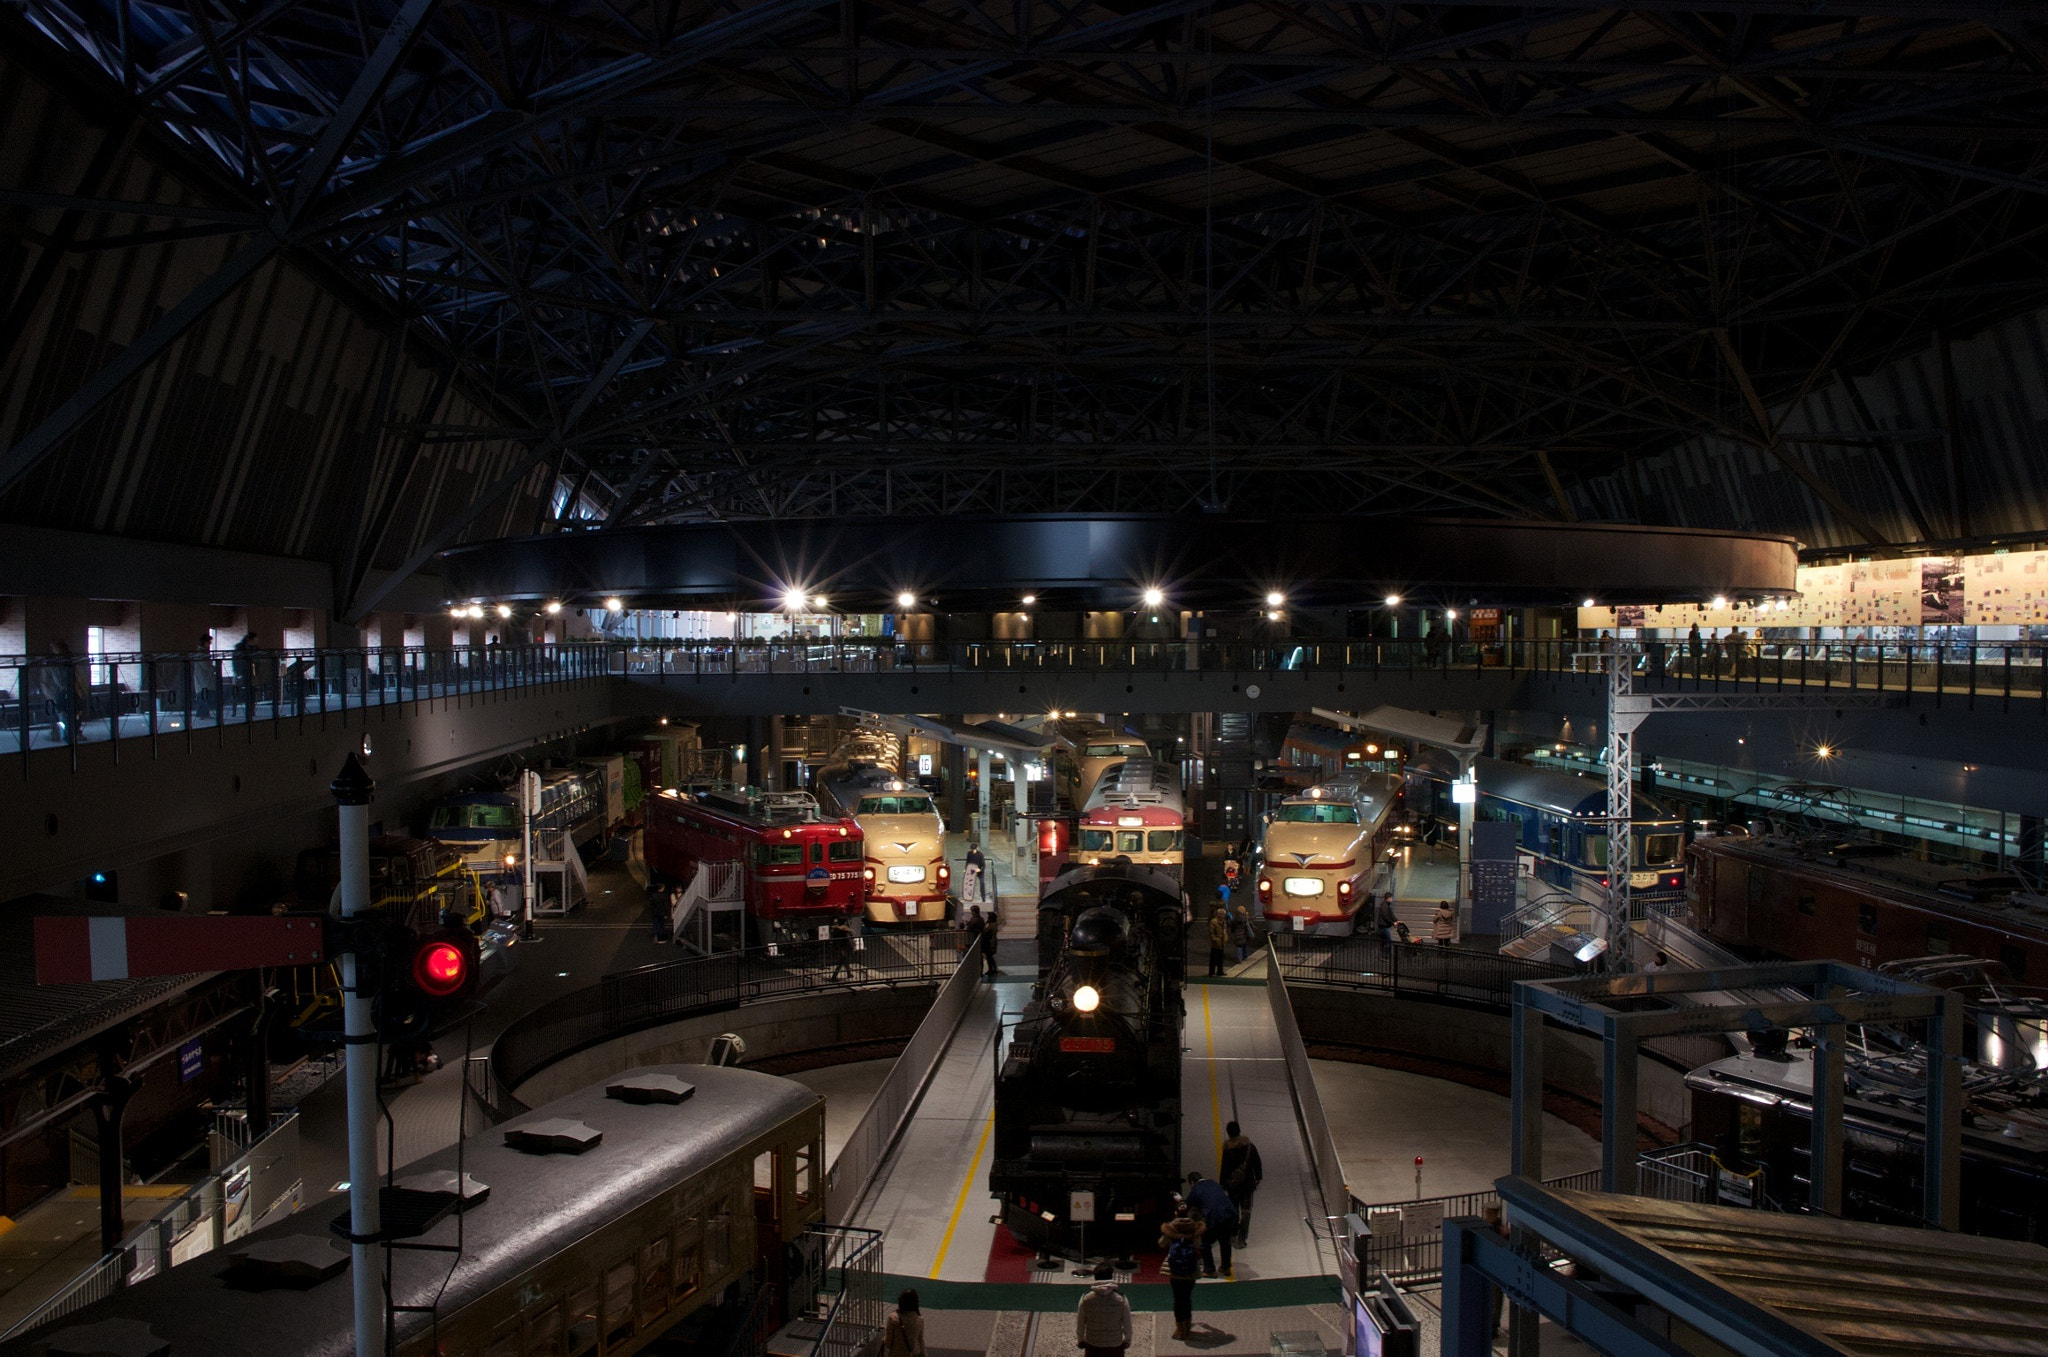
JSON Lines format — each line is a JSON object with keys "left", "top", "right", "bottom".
{"left": 824, "top": 946, "right": 982, "bottom": 1223}
{"left": 799, "top": 1225, "right": 885, "bottom": 1357}
{"left": 1265, "top": 941, "right": 1354, "bottom": 1231}
{"left": 0, "top": 1112, "right": 302, "bottom": 1341}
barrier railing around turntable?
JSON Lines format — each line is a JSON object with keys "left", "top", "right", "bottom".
{"left": 476, "top": 931, "right": 969, "bottom": 1121}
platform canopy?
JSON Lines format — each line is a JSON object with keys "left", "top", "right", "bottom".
{"left": 1492, "top": 1177, "right": 2048, "bottom": 1357}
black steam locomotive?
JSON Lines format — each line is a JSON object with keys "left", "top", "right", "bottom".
{"left": 989, "top": 859, "right": 1186, "bottom": 1259}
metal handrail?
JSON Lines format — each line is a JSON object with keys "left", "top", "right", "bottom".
{"left": 824, "top": 946, "right": 982, "bottom": 1223}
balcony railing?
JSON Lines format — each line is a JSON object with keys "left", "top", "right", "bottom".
{"left": 616, "top": 635, "right": 2048, "bottom": 704}
{"left": 1, "top": 643, "right": 610, "bottom": 763}
{"left": 8, "top": 634, "right": 2035, "bottom": 766}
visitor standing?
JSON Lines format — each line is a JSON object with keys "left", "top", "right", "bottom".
{"left": 1160, "top": 1205, "right": 1204, "bottom": 1341}
{"left": 1073, "top": 1262, "right": 1132, "bottom": 1357}
{"left": 1219, "top": 1121, "right": 1264, "bottom": 1247}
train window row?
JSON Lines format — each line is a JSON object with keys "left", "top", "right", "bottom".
{"left": 1079, "top": 830, "right": 1183, "bottom": 853}
{"left": 443, "top": 1169, "right": 746, "bottom": 1357}
{"left": 752, "top": 841, "right": 864, "bottom": 866}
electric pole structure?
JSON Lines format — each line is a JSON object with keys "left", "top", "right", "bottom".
{"left": 1603, "top": 642, "right": 1643, "bottom": 972}
{"left": 331, "top": 754, "right": 384, "bottom": 1357}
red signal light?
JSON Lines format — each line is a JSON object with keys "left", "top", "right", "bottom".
{"left": 413, "top": 939, "right": 469, "bottom": 998}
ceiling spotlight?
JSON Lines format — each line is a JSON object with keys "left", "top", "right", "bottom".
{"left": 725, "top": 612, "right": 738, "bottom": 621}
{"left": 1383, "top": 594, "right": 1402, "bottom": 608}
{"left": 897, "top": 591, "right": 916, "bottom": 609}
{"left": 604, "top": 597, "right": 623, "bottom": 612}
{"left": 1445, "top": 608, "right": 1458, "bottom": 621}
{"left": 1711, "top": 595, "right": 1729, "bottom": 609}
{"left": 782, "top": 589, "right": 808, "bottom": 611}
{"left": 1582, "top": 598, "right": 1596, "bottom": 609}
{"left": 1022, "top": 594, "right": 1037, "bottom": 606}
{"left": 544, "top": 601, "right": 562, "bottom": 616}
{"left": 1266, "top": 610, "right": 1281, "bottom": 621}
{"left": 1816, "top": 744, "right": 1834, "bottom": 759}
{"left": 1142, "top": 587, "right": 1164, "bottom": 608}
{"left": 496, "top": 604, "right": 512, "bottom": 619}
{"left": 1265, "top": 591, "right": 1285, "bottom": 607}
{"left": 811, "top": 595, "right": 828, "bottom": 609}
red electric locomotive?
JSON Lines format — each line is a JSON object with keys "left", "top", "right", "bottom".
{"left": 645, "top": 787, "right": 867, "bottom": 944}
{"left": 1688, "top": 834, "right": 2048, "bottom": 982}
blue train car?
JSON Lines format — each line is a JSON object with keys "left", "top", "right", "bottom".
{"left": 1404, "top": 750, "right": 1687, "bottom": 908}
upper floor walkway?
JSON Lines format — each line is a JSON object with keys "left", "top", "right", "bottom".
{"left": 5, "top": 635, "right": 2041, "bottom": 768}
{"left": 3, "top": 636, "right": 2039, "bottom": 902}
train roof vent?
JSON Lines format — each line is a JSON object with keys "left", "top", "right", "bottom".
{"left": 505, "top": 1118, "right": 604, "bottom": 1155}
{"left": 224, "top": 1235, "right": 351, "bottom": 1289}
{"left": 395, "top": 1169, "right": 493, "bottom": 1213}
{"left": 607, "top": 1073, "right": 696, "bottom": 1105}
{"left": 42, "top": 1318, "right": 170, "bottom": 1356}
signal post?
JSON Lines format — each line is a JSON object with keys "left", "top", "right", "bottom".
{"left": 33, "top": 754, "right": 476, "bottom": 1357}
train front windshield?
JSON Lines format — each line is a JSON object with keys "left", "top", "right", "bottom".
{"left": 1583, "top": 831, "right": 1684, "bottom": 868}
{"left": 1274, "top": 804, "right": 1359, "bottom": 824}
{"left": 430, "top": 803, "right": 517, "bottom": 830}
{"left": 856, "top": 795, "right": 933, "bottom": 815}
{"left": 1080, "top": 828, "right": 1184, "bottom": 854}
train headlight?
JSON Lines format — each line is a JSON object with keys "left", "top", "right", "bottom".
{"left": 1072, "top": 985, "right": 1100, "bottom": 1013}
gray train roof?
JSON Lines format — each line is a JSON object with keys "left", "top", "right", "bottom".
{"left": 1409, "top": 750, "right": 1674, "bottom": 822}
{"left": 2, "top": 1065, "right": 821, "bottom": 1357}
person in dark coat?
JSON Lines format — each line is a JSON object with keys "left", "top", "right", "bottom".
{"left": 1205, "top": 907, "right": 1230, "bottom": 977}
{"left": 1159, "top": 1205, "right": 1205, "bottom": 1341}
{"left": 1218, "top": 1121, "right": 1264, "bottom": 1247}
{"left": 1184, "top": 1170, "right": 1238, "bottom": 1278}
{"left": 966, "top": 904, "right": 999, "bottom": 977}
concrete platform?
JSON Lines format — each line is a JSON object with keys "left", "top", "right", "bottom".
{"left": 1183, "top": 981, "right": 1328, "bottom": 1280}
{"left": 847, "top": 977, "right": 1017, "bottom": 1281}
{"left": 1312, "top": 1060, "right": 1601, "bottom": 1206}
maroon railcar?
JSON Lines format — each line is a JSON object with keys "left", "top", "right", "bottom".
{"left": 1688, "top": 835, "right": 2048, "bottom": 981}
{"left": 645, "top": 788, "right": 867, "bottom": 943}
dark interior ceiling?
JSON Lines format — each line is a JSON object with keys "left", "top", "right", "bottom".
{"left": 11, "top": 1, "right": 2048, "bottom": 554}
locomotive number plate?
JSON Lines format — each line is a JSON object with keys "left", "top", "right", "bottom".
{"left": 1059, "top": 1036, "right": 1116, "bottom": 1053}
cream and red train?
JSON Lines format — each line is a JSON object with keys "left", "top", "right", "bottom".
{"left": 1254, "top": 775, "right": 1401, "bottom": 934}
{"left": 1073, "top": 757, "right": 1187, "bottom": 881}
{"left": 818, "top": 764, "right": 951, "bottom": 928}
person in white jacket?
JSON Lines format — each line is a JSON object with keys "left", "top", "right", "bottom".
{"left": 1074, "top": 1262, "right": 1133, "bottom": 1356}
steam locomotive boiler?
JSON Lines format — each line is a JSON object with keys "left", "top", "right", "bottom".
{"left": 989, "top": 859, "right": 1186, "bottom": 1259}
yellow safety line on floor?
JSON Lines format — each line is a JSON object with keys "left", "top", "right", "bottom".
{"left": 1202, "top": 984, "right": 1223, "bottom": 1173}
{"left": 929, "top": 1107, "right": 996, "bottom": 1280}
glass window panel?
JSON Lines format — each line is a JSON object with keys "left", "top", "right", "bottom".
{"left": 604, "top": 1263, "right": 635, "bottom": 1346}
{"left": 565, "top": 1286, "right": 599, "bottom": 1357}
{"left": 526, "top": 1306, "right": 564, "bottom": 1357}
{"left": 639, "top": 1239, "right": 671, "bottom": 1327}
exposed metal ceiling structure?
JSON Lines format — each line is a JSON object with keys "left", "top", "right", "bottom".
{"left": 8, "top": 1, "right": 2048, "bottom": 596}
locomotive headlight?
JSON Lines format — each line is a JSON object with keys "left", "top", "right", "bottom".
{"left": 1072, "top": 985, "right": 1101, "bottom": 1013}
